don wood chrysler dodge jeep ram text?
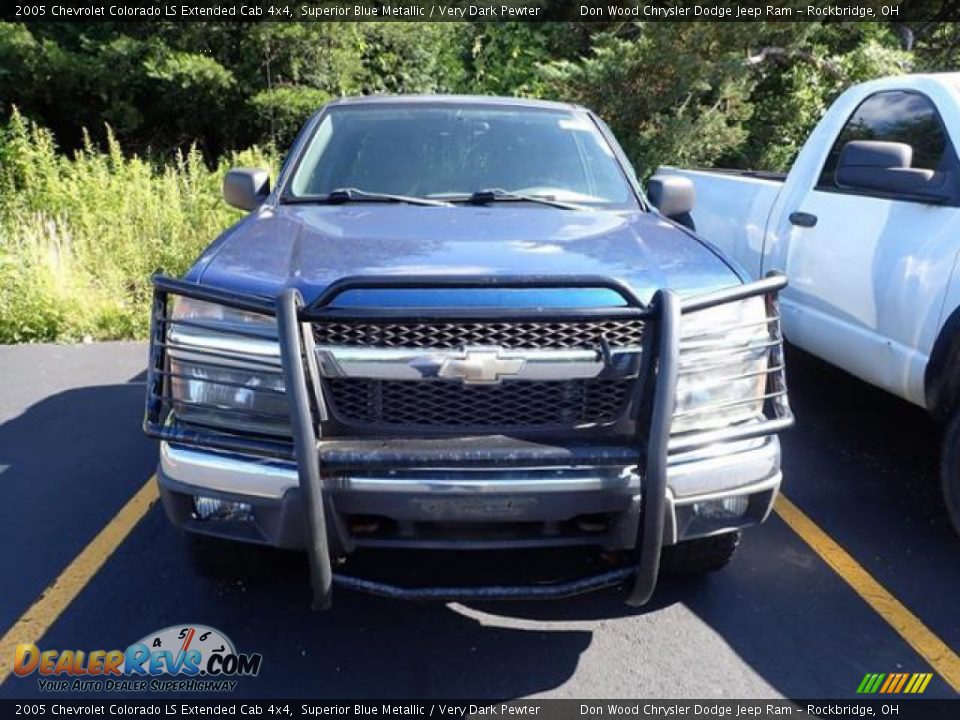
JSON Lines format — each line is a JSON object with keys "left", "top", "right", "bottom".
{"left": 143, "top": 96, "right": 793, "bottom": 607}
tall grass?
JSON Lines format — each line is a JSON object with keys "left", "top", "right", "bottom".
{"left": 0, "top": 110, "right": 277, "bottom": 343}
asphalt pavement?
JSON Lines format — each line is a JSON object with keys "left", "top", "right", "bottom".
{"left": 0, "top": 341, "right": 957, "bottom": 699}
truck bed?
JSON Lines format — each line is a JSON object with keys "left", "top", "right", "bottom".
{"left": 656, "top": 166, "right": 784, "bottom": 280}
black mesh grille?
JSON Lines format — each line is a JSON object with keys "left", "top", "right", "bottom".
{"left": 326, "top": 379, "right": 632, "bottom": 428}
{"left": 313, "top": 320, "right": 644, "bottom": 350}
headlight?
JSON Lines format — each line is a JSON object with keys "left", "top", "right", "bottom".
{"left": 168, "top": 296, "right": 280, "bottom": 359}
{"left": 672, "top": 296, "right": 771, "bottom": 435}
{"left": 166, "top": 296, "right": 290, "bottom": 436}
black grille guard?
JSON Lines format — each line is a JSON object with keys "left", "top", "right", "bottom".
{"left": 144, "top": 272, "right": 793, "bottom": 609}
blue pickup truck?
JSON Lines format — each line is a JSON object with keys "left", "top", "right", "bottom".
{"left": 144, "top": 96, "right": 792, "bottom": 608}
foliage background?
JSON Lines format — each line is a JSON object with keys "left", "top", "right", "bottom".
{"left": 0, "top": 19, "right": 957, "bottom": 342}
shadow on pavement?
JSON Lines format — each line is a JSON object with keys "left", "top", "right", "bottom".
{"left": 0, "top": 372, "right": 155, "bottom": 632}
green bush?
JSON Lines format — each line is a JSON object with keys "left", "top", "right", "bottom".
{"left": 0, "top": 110, "right": 277, "bottom": 343}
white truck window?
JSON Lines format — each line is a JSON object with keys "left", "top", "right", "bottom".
{"left": 816, "top": 90, "right": 954, "bottom": 193}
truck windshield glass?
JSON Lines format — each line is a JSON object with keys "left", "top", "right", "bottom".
{"left": 286, "top": 105, "right": 637, "bottom": 208}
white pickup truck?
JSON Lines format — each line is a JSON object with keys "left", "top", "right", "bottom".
{"left": 657, "top": 73, "right": 960, "bottom": 534}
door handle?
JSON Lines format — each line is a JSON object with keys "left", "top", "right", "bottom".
{"left": 789, "top": 211, "right": 818, "bottom": 228}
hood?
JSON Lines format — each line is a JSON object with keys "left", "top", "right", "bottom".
{"left": 192, "top": 205, "right": 740, "bottom": 307}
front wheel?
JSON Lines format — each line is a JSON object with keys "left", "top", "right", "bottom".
{"left": 942, "top": 410, "right": 960, "bottom": 537}
{"left": 660, "top": 531, "right": 740, "bottom": 575}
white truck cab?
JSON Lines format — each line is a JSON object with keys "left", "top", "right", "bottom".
{"left": 659, "top": 73, "right": 960, "bottom": 534}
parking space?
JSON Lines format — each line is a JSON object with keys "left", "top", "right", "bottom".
{"left": 0, "top": 342, "right": 957, "bottom": 699}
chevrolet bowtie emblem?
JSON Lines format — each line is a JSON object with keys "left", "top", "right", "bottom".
{"left": 437, "top": 347, "right": 526, "bottom": 384}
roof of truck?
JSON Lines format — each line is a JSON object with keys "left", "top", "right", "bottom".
{"left": 325, "top": 94, "right": 584, "bottom": 111}
{"left": 847, "top": 72, "right": 960, "bottom": 96}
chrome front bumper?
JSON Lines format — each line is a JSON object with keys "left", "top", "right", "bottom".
{"left": 158, "top": 435, "right": 781, "bottom": 549}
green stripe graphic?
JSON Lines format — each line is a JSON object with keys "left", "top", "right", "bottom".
{"left": 869, "top": 674, "right": 887, "bottom": 693}
{"left": 856, "top": 674, "right": 873, "bottom": 693}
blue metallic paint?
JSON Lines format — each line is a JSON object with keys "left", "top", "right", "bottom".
{"left": 192, "top": 204, "right": 742, "bottom": 307}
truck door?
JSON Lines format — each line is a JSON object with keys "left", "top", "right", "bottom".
{"left": 769, "top": 89, "right": 960, "bottom": 406}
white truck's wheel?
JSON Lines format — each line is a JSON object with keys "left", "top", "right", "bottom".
{"left": 942, "top": 410, "right": 960, "bottom": 537}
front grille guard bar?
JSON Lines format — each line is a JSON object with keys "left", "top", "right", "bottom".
{"left": 143, "top": 277, "right": 295, "bottom": 460}
{"left": 144, "top": 272, "right": 791, "bottom": 609}
{"left": 307, "top": 273, "right": 651, "bottom": 321}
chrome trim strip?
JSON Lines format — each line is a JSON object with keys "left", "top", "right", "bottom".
{"left": 314, "top": 345, "right": 642, "bottom": 382}
{"left": 161, "top": 442, "right": 297, "bottom": 499}
{"left": 331, "top": 467, "right": 641, "bottom": 494}
{"left": 168, "top": 324, "right": 282, "bottom": 366}
{"left": 160, "top": 443, "right": 641, "bottom": 497}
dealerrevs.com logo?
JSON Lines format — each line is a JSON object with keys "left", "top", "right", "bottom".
{"left": 13, "top": 624, "right": 262, "bottom": 693}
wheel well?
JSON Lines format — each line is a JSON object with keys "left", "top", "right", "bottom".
{"left": 925, "top": 304, "right": 960, "bottom": 423}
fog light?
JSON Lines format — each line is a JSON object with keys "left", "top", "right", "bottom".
{"left": 692, "top": 495, "right": 749, "bottom": 520}
{"left": 192, "top": 496, "right": 253, "bottom": 522}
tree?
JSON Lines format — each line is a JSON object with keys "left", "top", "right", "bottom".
{"left": 540, "top": 23, "right": 757, "bottom": 177}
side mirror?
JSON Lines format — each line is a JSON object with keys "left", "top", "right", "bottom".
{"left": 223, "top": 168, "right": 270, "bottom": 211}
{"left": 836, "top": 141, "right": 940, "bottom": 197}
{"left": 647, "top": 175, "right": 695, "bottom": 221}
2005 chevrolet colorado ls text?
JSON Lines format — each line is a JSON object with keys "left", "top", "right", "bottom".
{"left": 143, "top": 96, "right": 793, "bottom": 608}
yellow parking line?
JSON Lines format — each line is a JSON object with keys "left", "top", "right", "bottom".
{"left": 775, "top": 494, "right": 960, "bottom": 693}
{"left": 0, "top": 476, "right": 158, "bottom": 686}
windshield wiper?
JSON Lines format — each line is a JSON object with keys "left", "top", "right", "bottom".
{"left": 284, "top": 188, "right": 453, "bottom": 207}
{"left": 461, "top": 189, "right": 590, "bottom": 211}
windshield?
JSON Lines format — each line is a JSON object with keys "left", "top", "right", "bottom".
{"left": 286, "top": 104, "right": 638, "bottom": 208}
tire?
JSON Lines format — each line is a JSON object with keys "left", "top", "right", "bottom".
{"left": 942, "top": 410, "right": 960, "bottom": 537}
{"left": 660, "top": 531, "right": 740, "bottom": 575}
